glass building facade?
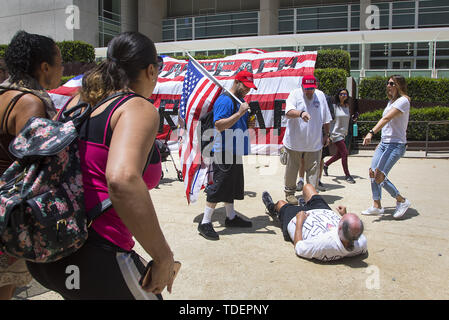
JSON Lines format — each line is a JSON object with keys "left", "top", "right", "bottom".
{"left": 98, "top": 0, "right": 122, "bottom": 47}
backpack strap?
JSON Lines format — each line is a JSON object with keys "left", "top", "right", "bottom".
{"left": 222, "top": 91, "right": 238, "bottom": 114}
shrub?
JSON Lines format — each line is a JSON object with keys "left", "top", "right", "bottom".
{"left": 359, "top": 76, "right": 449, "bottom": 103}
{"left": 56, "top": 41, "right": 95, "bottom": 63}
{"left": 0, "top": 44, "right": 7, "bottom": 58}
{"left": 314, "top": 68, "right": 348, "bottom": 97}
{"left": 358, "top": 106, "right": 449, "bottom": 141}
{"left": 315, "top": 49, "right": 351, "bottom": 75}
{"left": 60, "top": 76, "right": 75, "bottom": 86}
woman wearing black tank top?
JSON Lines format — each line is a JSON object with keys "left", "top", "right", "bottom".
{"left": 26, "top": 32, "right": 178, "bottom": 300}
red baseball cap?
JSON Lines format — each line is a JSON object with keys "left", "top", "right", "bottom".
{"left": 302, "top": 75, "right": 317, "bottom": 89}
{"left": 235, "top": 71, "right": 257, "bottom": 90}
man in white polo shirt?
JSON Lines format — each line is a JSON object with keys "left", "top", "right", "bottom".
{"left": 283, "top": 75, "right": 332, "bottom": 204}
{"left": 262, "top": 185, "right": 367, "bottom": 261}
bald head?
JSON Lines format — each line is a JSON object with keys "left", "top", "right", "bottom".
{"left": 339, "top": 213, "right": 364, "bottom": 249}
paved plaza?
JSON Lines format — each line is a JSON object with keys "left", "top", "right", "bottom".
{"left": 15, "top": 150, "right": 449, "bottom": 300}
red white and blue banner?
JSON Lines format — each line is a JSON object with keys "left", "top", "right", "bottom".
{"left": 48, "top": 49, "right": 318, "bottom": 203}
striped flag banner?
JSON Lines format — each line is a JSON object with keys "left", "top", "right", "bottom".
{"left": 48, "top": 49, "right": 317, "bottom": 203}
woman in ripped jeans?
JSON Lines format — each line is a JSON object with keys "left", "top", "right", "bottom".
{"left": 361, "top": 75, "right": 411, "bottom": 219}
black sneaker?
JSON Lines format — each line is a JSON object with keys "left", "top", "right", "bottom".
{"left": 225, "top": 215, "right": 252, "bottom": 228}
{"left": 345, "top": 175, "right": 356, "bottom": 184}
{"left": 323, "top": 165, "right": 329, "bottom": 176}
{"left": 317, "top": 181, "right": 326, "bottom": 192}
{"left": 262, "top": 191, "right": 276, "bottom": 216}
{"left": 198, "top": 222, "right": 219, "bottom": 240}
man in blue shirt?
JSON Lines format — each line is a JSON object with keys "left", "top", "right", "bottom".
{"left": 198, "top": 71, "right": 257, "bottom": 241}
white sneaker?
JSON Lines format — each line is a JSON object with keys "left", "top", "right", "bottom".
{"left": 393, "top": 199, "right": 411, "bottom": 219}
{"left": 361, "top": 206, "right": 385, "bottom": 215}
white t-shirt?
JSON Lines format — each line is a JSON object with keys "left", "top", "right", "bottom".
{"left": 330, "top": 104, "right": 350, "bottom": 143}
{"left": 287, "top": 209, "right": 368, "bottom": 261}
{"left": 283, "top": 88, "right": 332, "bottom": 152}
{"left": 381, "top": 96, "right": 410, "bottom": 144}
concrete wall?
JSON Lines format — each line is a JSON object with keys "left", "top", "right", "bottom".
{"left": 121, "top": 0, "right": 138, "bottom": 33}
{"left": 0, "top": 0, "right": 98, "bottom": 46}
{"left": 0, "top": 0, "right": 73, "bottom": 44}
{"left": 259, "top": 0, "right": 280, "bottom": 36}
{"left": 138, "top": 0, "right": 166, "bottom": 43}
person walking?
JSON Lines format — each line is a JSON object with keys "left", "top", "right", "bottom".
{"left": 323, "top": 88, "right": 355, "bottom": 184}
{"left": 0, "top": 30, "right": 63, "bottom": 300}
{"left": 26, "top": 32, "right": 178, "bottom": 299}
{"left": 283, "top": 75, "right": 332, "bottom": 205}
{"left": 361, "top": 75, "right": 411, "bottom": 219}
{"left": 198, "top": 71, "right": 257, "bottom": 241}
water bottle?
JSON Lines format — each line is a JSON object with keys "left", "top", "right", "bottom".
{"left": 353, "top": 123, "right": 358, "bottom": 137}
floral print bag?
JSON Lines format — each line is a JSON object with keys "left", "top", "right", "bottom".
{"left": 0, "top": 101, "right": 93, "bottom": 263}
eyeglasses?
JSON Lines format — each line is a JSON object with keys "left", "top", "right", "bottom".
{"left": 387, "top": 81, "right": 395, "bottom": 87}
{"left": 156, "top": 55, "right": 164, "bottom": 74}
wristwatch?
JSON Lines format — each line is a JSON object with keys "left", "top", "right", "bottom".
{"left": 369, "top": 129, "right": 375, "bottom": 135}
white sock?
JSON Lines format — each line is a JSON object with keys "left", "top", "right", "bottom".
{"left": 202, "top": 206, "right": 214, "bottom": 224}
{"left": 224, "top": 203, "right": 236, "bottom": 220}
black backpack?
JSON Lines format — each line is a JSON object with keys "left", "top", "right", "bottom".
{"left": 198, "top": 92, "right": 237, "bottom": 156}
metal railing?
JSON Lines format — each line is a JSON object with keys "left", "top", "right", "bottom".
{"left": 354, "top": 120, "right": 449, "bottom": 156}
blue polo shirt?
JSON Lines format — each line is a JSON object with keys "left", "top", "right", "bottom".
{"left": 212, "top": 94, "right": 250, "bottom": 156}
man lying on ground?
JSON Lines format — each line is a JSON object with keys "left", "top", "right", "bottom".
{"left": 262, "top": 184, "right": 367, "bottom": 261}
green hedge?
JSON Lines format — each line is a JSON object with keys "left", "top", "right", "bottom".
{"left": 0, "top": 41, "right": 95, "bottom": 63}
{"left": 358, "top": 106, "right": 449, "bottom": 141}
{"left": 57, "top": 41, "right": 95, "bottom": 63}
{"left": 315, "top": 49, "right": 351, "bottom": 75}
{"left": 359, "top": 76, "right": 449, "bottom": 103}
{"left": 60, "top": 75, "right": 75, "bottom": 86}
{"left": 0, "top": 44, "right": 7, "bottom": 58}
{"left": 314, "top": 68, "right": 348, "bottom": 97}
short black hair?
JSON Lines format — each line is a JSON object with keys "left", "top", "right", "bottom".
{"left": 5, "top": 30, "right": 57, "bottom": 82}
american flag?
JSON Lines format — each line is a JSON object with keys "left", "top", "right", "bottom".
{"left": 179, "top": 60, "right": 222, "bottom": 204}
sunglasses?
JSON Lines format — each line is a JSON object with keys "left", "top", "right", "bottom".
{"left": 387, "top": 81, "right": 395, "bottom": 87}
{"left": 339, "top": 93, "right": 348, "bottom": 96}
{"left": 304, "top": 87, "right": 315, "bottom": 91}
{"left": 156, "top": 56, "right": 164, "bottom": 74}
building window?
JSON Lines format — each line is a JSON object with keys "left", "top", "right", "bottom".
{"left": 418, "top": 0, "right": 449, "bottom": 28}
{"left": 279, "top": 9, "right": 294, "bottom": 34}
{"left": 297, "top": 5, "right": 348, "bottom": 33}
{"left": 392, "top": 1, "right": 416, "bottom": 29}
{"left": 99, "top": 0, "right": 121, "bottom": 47}
{"left": 162, "top": 11, "right": 259, "bottom": 41}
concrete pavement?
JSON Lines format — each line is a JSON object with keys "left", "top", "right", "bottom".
{"left": 14, "top": 150, "right": 449, "bottom": 300}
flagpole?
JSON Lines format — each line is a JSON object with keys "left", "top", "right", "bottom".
{"left": 186, "top": 52, "right": 245, "bottom": 105}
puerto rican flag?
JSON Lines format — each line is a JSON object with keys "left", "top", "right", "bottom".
{"left": 48, "top": 74, "right": 83, "bottom": 111}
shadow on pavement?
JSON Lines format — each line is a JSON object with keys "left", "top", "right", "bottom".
{"left": 310, "top": 251, "right": 369, "bottom": 268}
{"left": 371, "top": 207, "right": 420, "bottom": 222}
{"left": 12, "top": 279, "right": 50, "bottom": 300}
{"left": 194, "top": 208, "right": 278, "bottom": 237}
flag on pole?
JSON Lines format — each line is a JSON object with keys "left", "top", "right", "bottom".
{"left": 48, "top": 75, "right": 83, "bottom": 111}
{"left": 179, "top": 60, "right": 222, "bottom": 204}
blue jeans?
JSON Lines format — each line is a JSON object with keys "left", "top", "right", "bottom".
{"left": 370, "top": 142, "right": 406, "bottom": 201}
